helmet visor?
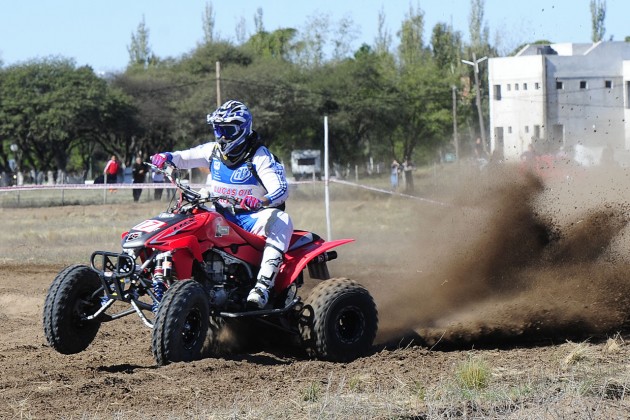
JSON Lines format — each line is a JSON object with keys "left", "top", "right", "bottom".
{"left": 213, "top": 123, "right": 240, "bottom": 141}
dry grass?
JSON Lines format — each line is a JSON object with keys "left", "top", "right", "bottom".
{"left": 2, "top": 168, "right": 630, "bottom": 418}
{"left": 456, "top": 356, "right": 491, "bottom": 391}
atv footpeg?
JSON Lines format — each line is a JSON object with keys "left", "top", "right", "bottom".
{"left": 218, "top": 296, "right": 301, "bottom": 318}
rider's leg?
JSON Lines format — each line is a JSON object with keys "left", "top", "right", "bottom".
{"left": 246, "top": 209, "right": 293, "bottom": 308}
{"left": 247, "top": 245, "right": 283, "bottom": 308}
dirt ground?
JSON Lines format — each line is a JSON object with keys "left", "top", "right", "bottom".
{"left": 2, "top": 164, "right": 630, "bottom": 418}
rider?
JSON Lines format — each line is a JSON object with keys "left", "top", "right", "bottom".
{"left": 151, "top": 100, "right": 293, "bottom": 309}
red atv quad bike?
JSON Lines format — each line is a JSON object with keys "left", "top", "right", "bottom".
{"left": 43, "top": 163, "right": 378, "bottom": 365}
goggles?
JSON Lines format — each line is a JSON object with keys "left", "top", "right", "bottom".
{"left": 213, "top": 123, "right": 240, "bottom": 141}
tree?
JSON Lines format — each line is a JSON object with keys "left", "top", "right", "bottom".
{"left": 293, "top": 13, "right": 331, "bottom": 67}
{"left": 0, "top": 58, "right": 122, "bottom": 177}
{"left": 469, "top": 0, "right": 489, "bottom": 50}
{"left": 331, "top": 15, "right": 359, "bottom": 61}
{"left": 397, "top": 4, "right": 426, "bottom": 68}
{"left": 111, "top": 70, "right": 183, "bottom": 164}
{"left": 396, "top": 60, "right": 454, "bottom": 163}
{"left": 202, "top": 2, "right": 216, "bottom": 44}
{"left": 127, "top": 15, "right": 157, "bottom": 69}
{"left": 0, "top": 6, "right": 491, "bottom": 181}
{"left": 431, "top": 23, "right": 463, "bottom": 71}
{"left": 463, "top": 0, "right": 495, "bottom": 151}
{"left": 374, "top": 7, "right": 392, "bottom": 54}
{"left": 235, "top": 16, "right": 248, "bottom": 44}
{"left": 590, "top": 0, "right": 606, "bottom": 42}
{"left": 245, "top": 28, "right": 299, "bottom": 60}
{"left": 180, "top": 41, "right": 252, "bottom": 76}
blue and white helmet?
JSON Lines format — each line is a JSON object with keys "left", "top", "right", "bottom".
{"left": 207, "top": 100, "right": 253, "bottom": 158}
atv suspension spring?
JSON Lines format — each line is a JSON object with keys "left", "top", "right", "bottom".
{"left": 151, "top": 252, "right": 172, "bottom": 313}
{"left": 152, "top": 265, "right": 166, "bottom": 313}
{"left": 152, "top": 277, "right": 166, "bottom": 313}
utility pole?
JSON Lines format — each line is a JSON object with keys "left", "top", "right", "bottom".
{"left": 462, "top": 52, "right": 488, "bottom": 153}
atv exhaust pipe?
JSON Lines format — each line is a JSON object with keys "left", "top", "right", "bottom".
{"left": 308, "top": 251, "right": 337, "bottom": 280}
{"left": 312, "top": 251, "right": 337, "bottom": 264}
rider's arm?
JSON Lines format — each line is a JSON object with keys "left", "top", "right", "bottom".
{"left": 169, "top": 142, "right": 217, "bottom": 169}
{"left": 251, "top": 148, "right": 289, "bottom": 206}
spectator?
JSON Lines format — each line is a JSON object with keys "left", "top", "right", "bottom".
{"left": 131, "top": 157, "right": 148, "bottom": 202}
{"left": 402, "top": 157, "right": 415, "bottom": 193}
{"left": 103, "top": 155, "right": 119, "bottom": 184}
{"left": 390, "top": 159, "right": 400, "bottom": 191}
{"left": 474, "top": 137, "right": 487, "bottom": 160}
{"left": 103, "top": 155, "right": 119, "bottom": 192}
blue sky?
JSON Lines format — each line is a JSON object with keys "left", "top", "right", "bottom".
{"left": 1, "top": 0, "right": 628, "bottom": 74}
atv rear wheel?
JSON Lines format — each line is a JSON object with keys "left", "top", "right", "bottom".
{"left": 43, "top": 264, "right": 103, "bottom": 354}
{"left": 300, "top": 278, "right": 378, "bottom": 362}
{"left": 152, "top": 280, "right": 210, "bottom": 365}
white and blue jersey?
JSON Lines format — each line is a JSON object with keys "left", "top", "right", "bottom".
{"left": 169, "top": 142, "right": 289, "bottom": 232}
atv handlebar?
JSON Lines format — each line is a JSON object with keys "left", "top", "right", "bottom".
{"left": 146, "top": 162, "right": 244, "bottom": 213}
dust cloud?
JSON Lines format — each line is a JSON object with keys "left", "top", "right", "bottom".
{"left": 375, "top": 164, "right": 630, "bottom": 348}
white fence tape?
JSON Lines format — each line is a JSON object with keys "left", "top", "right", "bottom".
{"left": 0, "top": 183, "right": 179, "bottom": 192}
{"left": 0, "top": 179, "right": 450, "bottom": 207}
{"left": 330, "top": 179, "right": 450, "bottom": 207}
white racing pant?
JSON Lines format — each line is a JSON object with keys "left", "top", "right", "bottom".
{"left": 249, "top": 208, "right": 293, "bottom": 254}
{"left": 248, "top": 208, "right": 293, "bottom": 288}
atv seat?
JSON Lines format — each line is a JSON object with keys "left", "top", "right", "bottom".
{"left": 288, "top": 230, "right": 321, "bottom": 251}
{"left": 225, "top": 221, "right": 320, "bottom": 253}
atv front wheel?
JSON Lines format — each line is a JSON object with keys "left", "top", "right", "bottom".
{"left": 152, "top": 280, "right": 210, "bottom": 365}
{"left": 43, "top": 264, "right": 103, "bottom": 354}
{"left": 300, "top": 278, "right": 378, "bottom": 362}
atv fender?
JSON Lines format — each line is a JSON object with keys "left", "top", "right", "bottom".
{"left": 157, "top": 235, "right": 203, "bottom": 280}
{"left": 275, "top": 239, "right": 354, "bottom": 291}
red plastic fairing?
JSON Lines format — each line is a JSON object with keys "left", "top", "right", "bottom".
{"left": 274, "top": 238, "right": 354, "bottom": 291}
{"left": 154, "top": 235, "right": 203, "bottom": 280}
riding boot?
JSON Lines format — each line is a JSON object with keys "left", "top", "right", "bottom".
{"left": 247, "top": 246, "right": 283, "bottom": 309}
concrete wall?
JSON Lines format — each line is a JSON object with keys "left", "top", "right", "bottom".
{"left": 489, "top": 55, "right": 545, "bottom": 161}
{"left": 489, "top": 42, "right": 630, "bottom": 165}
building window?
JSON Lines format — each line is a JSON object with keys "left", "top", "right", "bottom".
{"left": 508, "top": 126, "right": 512, "bottom": 134}
{"left": 507, "top": 84, "right": 512, "bottom": 91}
{"left": 580, "top": 81, "right": 588, "bottom": 89}
{"left": 523, "top": 83, "right": 528, "bottom": 90}
{"left": 493, "top": 84, "right": 502, "bottom": 100}
{"left": 515, "top": 83, "right": 520, "bottom": 91}
{"left": 556, "top": 81, "right": 564, "bottom": 89}
{"left": 535, "top": 82, "right": 540, "bottom": 90}
{"left": 626, "top": 82, "right": 630, "bottom": 108}
{"left": 525, "top": 125, "right": 530, "bottom": 133}
{"left": 605, "top": 80, "right": 612, "bottom": 88}
{"left": 534, "top": 125, "right": 541, "bottom": 139}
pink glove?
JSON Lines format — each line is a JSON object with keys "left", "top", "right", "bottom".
{"left": 241, "top": 195, "right": 262, "bottom": 211}
{"left": 151, "top": 153, "right": 172, "bottom": 169}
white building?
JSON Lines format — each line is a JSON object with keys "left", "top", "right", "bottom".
{"left": 488, "top": 41, "right": 630, "bottom": 166}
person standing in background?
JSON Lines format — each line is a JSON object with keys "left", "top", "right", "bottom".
{"left": 103, "top": 155, "right": 119, "bottom": 192}
{"left": 103, "top": 155, "right": 119, "bottom": 184}
{"left": 131, "top": 157, "right": 148, "bottom": 202}
{"left": 390, "top": 159, "right": 400, "bottom": 191}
